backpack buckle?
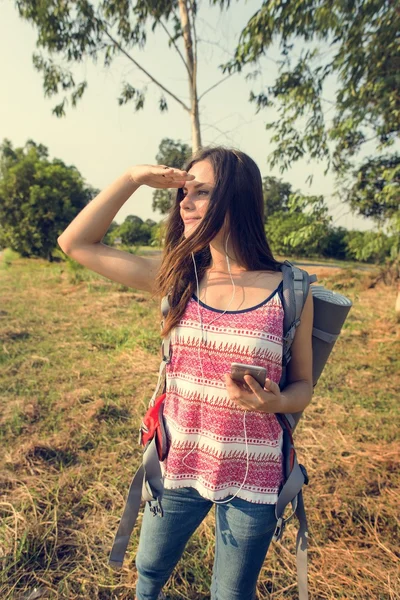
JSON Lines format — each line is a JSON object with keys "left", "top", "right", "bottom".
{"left": 299, "top": 463, "right": 309, "bottom": 485}
{"left": 272, "top": 517, "right": 285, "bottom": 542}
{"left": 149, "top": 497, "right": 164, "bottom": 518}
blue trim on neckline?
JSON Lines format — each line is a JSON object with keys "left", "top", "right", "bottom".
{"left": 192, "top": 280, "right": 283, "bottom": 314}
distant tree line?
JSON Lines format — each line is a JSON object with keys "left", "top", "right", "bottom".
{"left": 151, "top": 138, "right": 396, "bottom": 263}
{"left": 104, "top": 216, "right": 162, "bottom": 249}
{"left": 0, "top": 138, "right": 395, "bottom": 264}
{"left": 106, "top": 216, "right": 393, "bottom": 264}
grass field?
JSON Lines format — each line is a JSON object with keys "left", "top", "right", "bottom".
{"left": 1, "top": 249, "right": 399, "bottom": 599}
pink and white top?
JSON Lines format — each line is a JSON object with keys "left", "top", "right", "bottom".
{"left": 161, "top": 281, "right": 285, "bottom": 504}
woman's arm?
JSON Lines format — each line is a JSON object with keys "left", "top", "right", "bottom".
{"left": 57, "top": 165, "right": 194, "bottom": 293}
{"left": 58, "top": 165, "right": 193, "bottom": 251}
{"left": 58, "top": 172, "right": 140, "bottom": 251}
{"left": 276, "top": 289, "right": 314, "bottom": 413}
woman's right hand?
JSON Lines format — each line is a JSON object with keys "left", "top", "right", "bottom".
{"left": 128, "top": 164, "right": 195, "bottom": 189}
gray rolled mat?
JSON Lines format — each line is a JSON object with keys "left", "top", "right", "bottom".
{"left": 311, "top": 286, "right": 352, "bottom": 386}
{"left": 290, "top": 286, "right": 352, "bottom": 431}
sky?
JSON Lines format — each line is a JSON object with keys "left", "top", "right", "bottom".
{"left": 0, "top": 0, "right": 376, "bottom": 230}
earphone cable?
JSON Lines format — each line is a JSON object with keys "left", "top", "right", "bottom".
{"left": 180, "top": 234, "right": 250, "bottom": 502}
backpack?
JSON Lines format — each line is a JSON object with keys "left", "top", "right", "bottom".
{"left": 109, "top": 260, "right": 352, "bottom": 600}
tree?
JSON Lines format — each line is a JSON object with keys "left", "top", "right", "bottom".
{"left": 224, "top": 1, "right": 399, "bottom": 179}
{"left": 14, "top": 0, "right": 238, "bottom": 151}
{"left": 152, "top": 138, "right": 192, "bottom": 214}
{"left": 226, "top": 0, "right": 399, "bottom": 302}
{"left": 149, "top": 221, "right": 167, "bottom": 247}
{"left": 345, "top": 154, "right": 400, "bottom": 261}
{"left": 343, "top": 230, "right": 392, "bottom": 263}
{"left": 0, "top": 139, "right": 96, "bottom": 261}
{"left": 262, "top": 176, "right": 293, "bottom": 221}
{"left": 321, "top": 226, "right": 348, "bottom": 261}
{"left": 266, "top": 193, "right": 332, "bottom": 258}
{"left": 345, "top": 155, "right": 400, "bottom": 223}
{"left": 102, "top": 220, "right": 120, "bottom": 245}
{"left": 115, "top": 215, "right": 154, "bottom": 246}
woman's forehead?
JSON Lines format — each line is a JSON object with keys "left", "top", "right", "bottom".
{"left": 188, "top": 160, "right": 214, "bottom": 185}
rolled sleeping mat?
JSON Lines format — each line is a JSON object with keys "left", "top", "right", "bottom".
{"left": 311, "top": 286, "right": 352, "bottom": 386}
{"left": 289, "top": 285, "right": 352, "bottom": 431}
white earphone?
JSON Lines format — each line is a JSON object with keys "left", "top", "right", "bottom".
{"left": 180, "top": 232, "right": 250, "bottom": 503}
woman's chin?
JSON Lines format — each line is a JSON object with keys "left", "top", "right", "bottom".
{"left": 183, "top": 222, "right": 201, "bottom": 237}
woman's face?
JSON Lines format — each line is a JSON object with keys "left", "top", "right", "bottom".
{"left": 180, "top": 160, "right": 214, "bottom": 237}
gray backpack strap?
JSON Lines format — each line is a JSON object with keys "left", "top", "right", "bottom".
{"left": 108, "top": 365, "right": 167, "bottom": 569}
{"left": 273, "top": 443, "right": 309, "bottom": 600}
{"left": 108, "top": 463, "right": 145, "bottom": 568}
{"left": 108, "top": 436, "right": 165, "bottom": 568}
{"left": 280, "top": 261, "right": 316, "bottom": 376}
{"left": 109, "top": 294, "right": 172, "bottom": 569}
{"left": 276, "top": 262, "right": 316, "bottom": 600}
{"left": 279, "top": 261, "right": 317, "bottom": 428}
{"left": 295, "top": 489, "right": 309, "bottom": 600}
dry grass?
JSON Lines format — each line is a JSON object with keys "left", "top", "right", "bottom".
{"left": 0, "top": 255, "right": 399, "bottom": 599}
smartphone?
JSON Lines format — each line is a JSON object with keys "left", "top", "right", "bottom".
{"left": 230, "top": 363, "right": 267, "bottom": 389}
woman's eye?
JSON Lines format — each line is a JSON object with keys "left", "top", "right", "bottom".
{"left": 181, "top": 190, "right": 209, "bottom": 197}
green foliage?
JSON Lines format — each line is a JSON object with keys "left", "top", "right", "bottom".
{"left": 0, "top": 139, "right": 96, "bottom": 260}
{"left": 0, "top": 247, "right": 20, "bottom": 268}
{"left": 14, "top": 0, "right": 192, "bottom": 117}
{"left": 343, "top": 230, "right": 393, "bottom": 263}
{"left": 343, "top": 154, "right": 400, "bottom": 260}
{"left": 112, "top": 215, "right": 153, "bottom": 246}
{"left": 118, "top": 83, "right": 146, "bottom": 111}
{"left": 224, "top": 1, "right": 399, "bottom": 177}
{"left": 266, "top": 193, "right": 331, "bottom": 257}
{"left": 345, "top": 153, "right": 400, "bottom": 221}
{"left": 262, "top": 176, "right": 293, "bottom": 221}
{"left": 149, "top": 220, "right": 166, "bottom": 247}
{"left": 102, "top": 220, "right": 120, "bottom": 245}
{"left": 388, "top": 211, "right": 400, "bottom": 260}
{"left": 152, "top": 138, "right": 192, "bottom": 214}
{"left": 224, "top": 1, "right": 400, "bottom": 262}
{"left": 321, "top": 227, "right": 349, "bottom": 261}
{"left": 312, "top": 226, "right": 392, "bottom": 263}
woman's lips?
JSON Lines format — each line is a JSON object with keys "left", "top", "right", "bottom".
{"left": 183, "top": 218, "right": 200, "bottom": 224}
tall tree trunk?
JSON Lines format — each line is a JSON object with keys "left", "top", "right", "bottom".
{"left": 191, "top": 95, "right": 201, "bottom": 152}
{"left": 178, "top": 0, "right": 202, "bottom": 151}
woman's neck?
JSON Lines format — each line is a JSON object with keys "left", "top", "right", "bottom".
{"left": 209, "top": 239, "right": 245, "bottom": 274}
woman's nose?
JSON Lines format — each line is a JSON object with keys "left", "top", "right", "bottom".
{"left": 180, "top": 192, "right": 195, "bottom": 209}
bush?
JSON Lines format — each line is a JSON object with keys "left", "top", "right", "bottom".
{"left": 321, "top": 227, "right": 349, "bottom": 260}
{"left": 344, "top": 230, "right": 392, "bottom": 263}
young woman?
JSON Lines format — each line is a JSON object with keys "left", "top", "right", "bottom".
{"left": 58, "top": 146, "right": 313, "bottom": 600}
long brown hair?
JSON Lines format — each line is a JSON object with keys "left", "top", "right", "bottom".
{"left": 155, "top": 146, "right": 282, "bottom": 337}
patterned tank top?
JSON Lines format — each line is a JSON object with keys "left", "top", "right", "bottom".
{"left": 161, "top": 280, "right": 285, "bottom": 504}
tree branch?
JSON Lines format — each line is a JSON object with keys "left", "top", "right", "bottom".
{"left": 144, "top": 0, "right": 191, "bottom": 80}
{"left": 103, "top": 28, "right": 190, "bottom": 112}
{"left": 202, "top": 120, "right": 240, "bottom": 146}
{"left": 199, "top": 73, "right": 235, "bottom": 100}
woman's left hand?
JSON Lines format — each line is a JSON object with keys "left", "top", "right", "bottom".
{"left": 224, "top": 374, "right": 283, "bottom": 414}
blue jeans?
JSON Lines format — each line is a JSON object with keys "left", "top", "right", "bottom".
{"left": 135, "top": 487, "right": 278, "bottom": 600}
